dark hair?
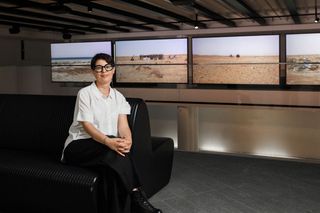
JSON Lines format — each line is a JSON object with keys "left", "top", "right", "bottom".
{"left": 90, "top": 53, "right": 114, "bottom": 70}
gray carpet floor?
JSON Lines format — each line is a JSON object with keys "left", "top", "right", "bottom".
{"left": 149, "top": 151, "right": 320, "bottom": 213}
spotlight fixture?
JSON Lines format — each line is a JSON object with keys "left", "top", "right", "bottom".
{"left": 48, "top": 1, "right": 72, "bottom": 14}
{"left": 62, "top": 31, "right": 72, "bottom": 40}
{"left": 315, "top": 0, "right": 319, "bottom": 23}
{"left": 194, "top": 14, "right": 199, "bottom": 29}
{"left": 88, "top": 6, "right": 92, "bottom": 13}
{"left": 9, "top": 25, "right": 20, "bottom": 34}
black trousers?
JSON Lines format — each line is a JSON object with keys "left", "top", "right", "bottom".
{"left": 64, "top": 137, "right": 141, "bottom": 213}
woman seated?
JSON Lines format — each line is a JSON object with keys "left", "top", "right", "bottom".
{"left": 62, "top": 53, "right": 162, "bottom": 213}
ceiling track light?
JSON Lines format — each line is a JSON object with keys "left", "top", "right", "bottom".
{"left": 88, "top": 6, "right": 92, "bottom": 13}
{"left": 9, "top": 25, "right": 20, "bottom": 34}
{"left": 315, "top": 0, "right": 319, "bottom": 23}
{"left": 194, "top": 14, "right": 199, "bottom": 29}
{"left": 48, "top": 0, "right": 72, "bottom": 14}
{"left": 62, "top": 31, "right": 72, "bottom": 40}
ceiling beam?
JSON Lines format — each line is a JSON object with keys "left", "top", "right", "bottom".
{"left": 223, "top": 0, "right": 267, "bottom": 25}
{"left": 0, "top": 20, "right": 85, "bottom": 35}
{"left": 264, "top": 0, "right": 282, "bottom": 19}
{"left": 0, "top": 14, "right": 107, "bottom": 34}
{"left": 193, "top": 2, "right": 236, "bottom": 27}
{"left": 69, "top": 10, "right": 154, "bottom": 31}
{"left": 0, "top": 6, "right": 130, "bottom": 32}
{"left": 117, "top": 0, "right": 207, "bottom": 29}
{"left": 69, "top": 0, "right": 180, "bottom": 30}
{"left": 283, "top": 0, "right": 302, "bottom": 24}
{"left": 1, "top": 0, "right": 153, "bottom": 31}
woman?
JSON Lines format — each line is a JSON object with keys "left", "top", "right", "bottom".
{"left": 62, "top": 53, "right": 162, "bottom": 213}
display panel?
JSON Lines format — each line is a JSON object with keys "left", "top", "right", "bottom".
{"left": 51, "top": 41, "right": 112, "bottom": 82}
{"left": 286, "top": 33, "right": 320, "bottom": 85}
{"left": 115, "top": 38, "right": 188, "bottom": 83}
{"left": 192, "top": 35, "right": 280, "bottom": 84}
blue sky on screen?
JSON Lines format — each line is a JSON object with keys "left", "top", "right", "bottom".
{"left": 287, "top": 33, "right": 320, "bottom": 55}
{"left": 51, "top": 41, "right": 111, "bottom": 58}
{"left": 116, "top": 38, "right": 187, "bottom": 56}
{"left": 193, "top": 35, "right": 279, "bottom": 56}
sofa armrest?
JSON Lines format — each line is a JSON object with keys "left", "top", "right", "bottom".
{"left": 142, "top": 136, "right": 174, "bottom": 198}
{"left": 126, "top": 98, "right": 174, "bottom": 198}
{"left": 151, "top": 136, "right": 174, "bottom": 151}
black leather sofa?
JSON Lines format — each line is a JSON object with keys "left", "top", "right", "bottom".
{"left": 0, "top": 94, "right": 174, "bottom": 213}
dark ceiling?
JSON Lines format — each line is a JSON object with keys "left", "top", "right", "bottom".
{"left": 0, "top": 0, "right": 319, "bottom": 38}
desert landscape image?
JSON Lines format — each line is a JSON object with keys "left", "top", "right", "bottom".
{"left": 287, "top": 55, "right": 320, "bottom": 85}
{"left": 115, "top": 38, "right": 187, "bottom": 83}
{"left": 51, "top": 41, "right": 111, "bottom": 82}
{"left": 192, "top": 35, "right": 279, "bottom": 84}
{"left": 286, "top": 34, "right": 320, "bottom": 85}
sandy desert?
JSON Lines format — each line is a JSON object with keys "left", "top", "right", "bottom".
{"left": 116, "top": 65, "right": 187, "bottom": 83}
{"left": 52, "top": 66, "right": 94, "bottom": 82}
{"left": 193, "top": 55, "right": 279, "bottom": 84}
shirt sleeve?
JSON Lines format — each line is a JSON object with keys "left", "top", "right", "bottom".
{"left": 75, "top": 89, "right": 94, "bottom": 123}
{"left": 117, "top": 91, "right": 131, "bottom": 115}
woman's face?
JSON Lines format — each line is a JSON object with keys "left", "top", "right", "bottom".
{"left": 92, "top": 59, "right": 115, "bottom": 85}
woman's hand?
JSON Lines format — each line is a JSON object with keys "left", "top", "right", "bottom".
{"left": 80, "top": 121, "right": 132, "bottom": 156}
{"left": 104, "top": 137, "right": 132, "bottom": 157}
{"left": 119, "top": 136, "right": 132, "bottom": 153}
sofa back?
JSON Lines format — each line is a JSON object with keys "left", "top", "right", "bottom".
{"left": 0, "top": 94, "right": 152, "bottom": 161}
{"left": 0, "top": 94, "right": 76, "bottom": 160}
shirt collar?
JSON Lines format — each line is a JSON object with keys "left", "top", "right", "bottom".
{"left": 91, "top": 82, "right": 115, "bottom": 100}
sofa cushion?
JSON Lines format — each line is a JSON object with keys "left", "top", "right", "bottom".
{"left": 0, "top": 149, "right": 99, "bottom": 213}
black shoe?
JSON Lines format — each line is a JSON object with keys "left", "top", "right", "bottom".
{"left": 131, "top": 190, "right": 162, "bottom": 213}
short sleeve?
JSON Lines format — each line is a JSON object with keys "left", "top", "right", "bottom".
{"left": 117, "top": 91, "right": 131, "bottom": 115}
{"left": 75, "top": 90, "right": 94, "bottom": 123}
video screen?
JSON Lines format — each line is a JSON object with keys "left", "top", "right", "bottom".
{"left": 286, "top": 33, "right": 320, "bottom": 85}
{"left": 51, "top": 41, "right": 112, "bottom": 82}
{"left": 115, "top": 38, "right": 188, "bottom": 83}
{"left": 192, "top": 35, "right": 280, "bottom": 84}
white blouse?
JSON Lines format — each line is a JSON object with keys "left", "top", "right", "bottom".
{"left": 63, "top": 82, "right": 131, "bottom": 153}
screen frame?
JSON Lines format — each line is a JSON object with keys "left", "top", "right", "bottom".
{"left": 285, "top": 32, "right": 320, "bottom": 87}
{"left": 113, "top": 37, "right": 189, "bottom": 85}
{"left": 50, "top": 40, "right": 113, "bottom": 83}
{"left": 191, "top": 33, "right": 281, "bottom": 87}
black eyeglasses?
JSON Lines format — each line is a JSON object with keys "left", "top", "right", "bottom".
{"left": 94, "top": 64, "right": 114, "bottom": 72}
